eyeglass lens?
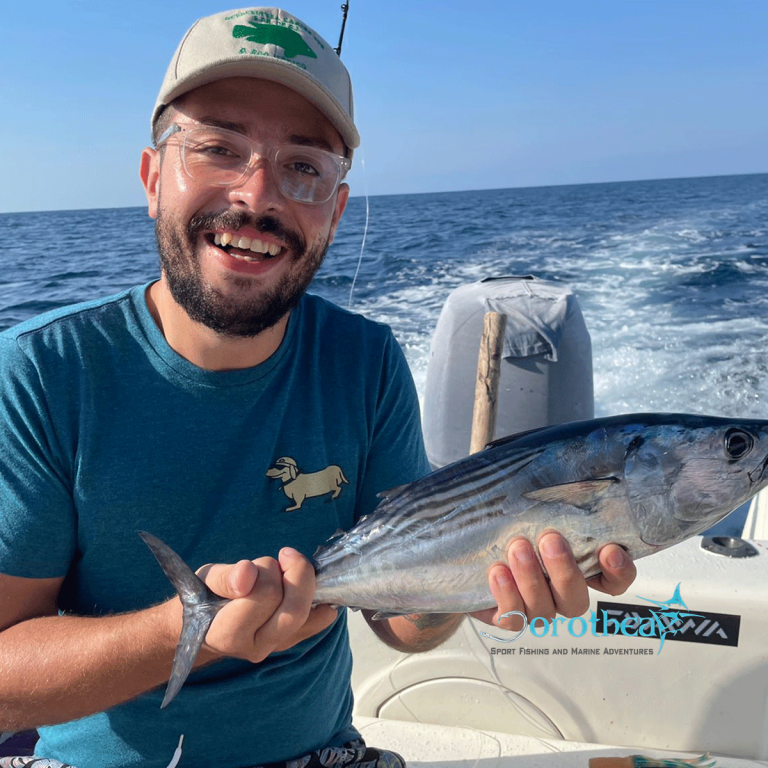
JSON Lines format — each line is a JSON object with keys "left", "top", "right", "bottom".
{"left": 181, "top": 127, "right": 343, "bottom": 203}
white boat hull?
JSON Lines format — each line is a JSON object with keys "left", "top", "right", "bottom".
{"left": 350, "top": 532, "right": 768, "bottom": 759}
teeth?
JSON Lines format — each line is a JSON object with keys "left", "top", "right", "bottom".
{"left": 212, "top": 232, "right": 280, "bottom": 256}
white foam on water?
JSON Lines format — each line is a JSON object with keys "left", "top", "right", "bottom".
{"left": 2, "top": 175, "right": 765, "bottom": 427}
{"left": 348, "top": 179, "right": 768, "bottom": 423}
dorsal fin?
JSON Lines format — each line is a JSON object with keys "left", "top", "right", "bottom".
{"left": 484, "top": 423, "right": 557, "bottom": 450}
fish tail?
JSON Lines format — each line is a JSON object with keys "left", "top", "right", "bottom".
{"left": 138, "top": 531, "right": 227, "bottom": 708}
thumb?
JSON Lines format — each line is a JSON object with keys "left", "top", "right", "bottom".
{"left": 198, "top": 560, "right": 259, "bottom": 599}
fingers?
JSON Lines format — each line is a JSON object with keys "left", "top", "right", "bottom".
{"left": 198, "top": 559, "right": 260, "bottom": 598}
{"left": 536, "top": 534, "right": 590, "bottom": 618}
{"left": 493, "top": 535, "right": 588, "bottom": 623}
{"left": 203, "top": 557, "right": 284, "bottom": 658}
{"left": 273, "top": 547, "right": 337, "bottom": 648}
{"left": 259, "top": 547, "right": 314, "bottom": 641}
{"left": 273, "top": 603, "right": 339, "bottom": 652}
{"left": 470, "top": 563, "right": 526, "bottom": 631}
{"left": 469, "top": 538, "right": 561, "bottom": 631}
{"left": 472, "top": 534, "right": 620, "bottom": 632}
{"left": 200, "top": 550, "right": 336, "bottom": 664}
{"left": 506, "top": 538, "right": 557, "bottom": 621}
{"left": 254, "top": 548, "right": 336, "bottom": 656}
{"left": 588, "top": 544, "right": 637, "bottom": 596}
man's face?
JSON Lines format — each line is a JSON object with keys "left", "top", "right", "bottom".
{"left": 140, "top": 77, "right": 349, "bottom": 337}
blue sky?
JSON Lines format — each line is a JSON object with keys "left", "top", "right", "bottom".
{"left": 1, "top": 0, "right": 766, "bottom": 212}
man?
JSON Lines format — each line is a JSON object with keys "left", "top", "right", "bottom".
{"left": 0, "top": 8, "right": 636, "bottom": 768}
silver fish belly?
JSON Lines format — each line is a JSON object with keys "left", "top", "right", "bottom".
{"left": 141, "top": 413, "right": 768, "bottom": 706}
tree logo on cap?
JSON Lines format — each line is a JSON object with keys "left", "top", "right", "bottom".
{"left": 232, "top": 21, "right": 317, "bottom": 60}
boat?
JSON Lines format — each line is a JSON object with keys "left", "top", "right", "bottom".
{"left": 348, "top": 276, "right": 768, "bottom": 766}
{"left": 3, "top": 277, "right": 766, "bottom": 766}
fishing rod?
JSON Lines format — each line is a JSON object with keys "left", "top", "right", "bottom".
{"left": 335, "top": 2, "right": 350, "bottom": 55}
{"left": 332, "top": 0, "right": 365, "bottom": 309}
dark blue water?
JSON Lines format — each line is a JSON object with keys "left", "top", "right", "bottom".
{"left": 2, "top": 173, "right": 767, "bottom": 417}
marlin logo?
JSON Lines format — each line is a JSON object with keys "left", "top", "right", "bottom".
{"left": 637, "top": 583, "right": 704, "bottom": 653}
{"left": 232, "top": 21, "right": 317, "bottom": 59}
{"left": 640, "top": 582, "right": 688, "bottom": 611}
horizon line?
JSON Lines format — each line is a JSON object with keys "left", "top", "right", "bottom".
{"left": 2, "top": 170, "right": 766, "bottom": 216}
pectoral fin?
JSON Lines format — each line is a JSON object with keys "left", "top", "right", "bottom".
{"left": 523, "top": 478, "right": 618, "bottom": 511}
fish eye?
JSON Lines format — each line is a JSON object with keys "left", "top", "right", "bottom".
{"left": 724, "top": 428, "right": 754, "bottom": 460}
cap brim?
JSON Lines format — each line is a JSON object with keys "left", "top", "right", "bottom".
{"left": 152, "top": 57, "right": 360, "bottom": 150}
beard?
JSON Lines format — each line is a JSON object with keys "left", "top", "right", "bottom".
{"left": 154, "top": 207, "right": 330, "bottom": 338}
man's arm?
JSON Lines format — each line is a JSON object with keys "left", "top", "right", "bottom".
{"left": 0, "top": 571, "right": 181, "bottom": 731}
{"left": 0, "top": 549, "right": 336, "bottom": 731}
{"left": 363, "top": 534, "right": 636, "bottom": 653}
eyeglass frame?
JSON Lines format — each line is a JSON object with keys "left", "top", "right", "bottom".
{"left": 154, "top": 122, "right": 352, "bottom": 205}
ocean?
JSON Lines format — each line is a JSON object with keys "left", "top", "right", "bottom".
{"left": 2, "top": 173, "right": 767, "bottom": 422}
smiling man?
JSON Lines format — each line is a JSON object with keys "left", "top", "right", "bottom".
{"left": 143, "top": 73, "right": 352, "bottom": 368}
{"left": 0, "top": 8, "right": 635, "bottom": 768}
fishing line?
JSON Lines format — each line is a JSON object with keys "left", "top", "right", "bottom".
{"left": 330, "top": 0, "right": 367, "bottom": 310}
{"left": 348, "top": 148, "right": 370, "bottom": 309}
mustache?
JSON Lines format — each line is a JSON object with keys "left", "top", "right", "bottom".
{"left": 188, "top": 210, "right": 305, "bottom": 255}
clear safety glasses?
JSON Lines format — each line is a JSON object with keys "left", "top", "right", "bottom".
{"left": 155, "top": 123, "right": 351, "bottom": 205}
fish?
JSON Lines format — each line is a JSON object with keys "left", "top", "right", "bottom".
{"left": 140, "top": 413, "right": 768, "bottom": 707}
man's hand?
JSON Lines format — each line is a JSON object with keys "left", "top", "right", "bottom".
{"left": 196, "top": 548, "right": 337, "bottom": 664}
{"left": 0, "top": 550, "right": 337, "bottom": 730}
{"left": 469, "top": 534, "right": 636, "bottom": 632}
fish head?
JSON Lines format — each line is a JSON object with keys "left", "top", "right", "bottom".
{"left": 623, "top": 415, "right": 768, "bottom": 547}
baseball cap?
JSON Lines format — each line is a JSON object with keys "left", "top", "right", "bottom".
{"left": 152, "top": 7, "right": 360, "bottom": 150}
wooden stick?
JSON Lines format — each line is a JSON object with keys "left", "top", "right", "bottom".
{"left": 469, "top": 311, "right": 507, "bottom": 454}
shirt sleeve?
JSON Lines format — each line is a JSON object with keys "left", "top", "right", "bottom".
{"left": 354, "top": 331, "right": 431, "bottom": 522}
{"left": 0, "top": 334, "right": 77, "bottom": 578}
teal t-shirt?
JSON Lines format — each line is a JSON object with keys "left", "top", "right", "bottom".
{"left": 0, "top": 283, "right": 430, "bottom": 768}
